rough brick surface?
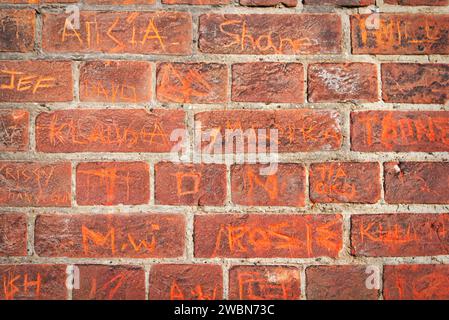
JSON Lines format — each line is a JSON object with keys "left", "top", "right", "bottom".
{"left": 73, "top": 265, "right": 146, "bottom": 300}
{"left": 384, "top": 265, "right": 449, "bottom": 300}
{"left": 0, "top": 60, "right": 73, "bottom": 102}
{"left": 199, "top": 14, "right": 342, "bottom": 54}
{"left": 35, "top": 214, "right": 185, "bottom": 258}
{"left": 384, "top": 0, "right": 448, "bottom": 5}
{"left": 240, "top": 0, "right": 297, "bottom": 7}
{"left": 306, "top": 265, "right": 379, "bottom": 300}
{"left": 0, "top": 265, "right": 67, "bottom": 300}
{"left": 229, "top": 266, "right": 301, "bottom": 300}
{"left": 194, "top": 214, "right": 343, "bottom": 258}
{"left": 0, "top": 109, "right": 29, "bottom": 151}
{"left": 305, "top": 0, "right": 374, "bottom": 5}
{"left": 232, "top": 62, "right": 304, "bottom": 103}
{"left": 36, "top": 109, "right": 185, "bottom": 153}
{"left": 195, "top": 109, "right": 342, "bottom": 152}
{"left": 76, "top": 162, "right": 150, "bottom": 206}
{"left": 351, "top": 111, "right": 449, "bottom": 152}
{"left": 0, "top": 10, "right": 35, "bottom": 52}
{"left": 42, "top": 11, "right": 192, "bottom": 55}
{"left": 351, "top": 14, "right": 449, "bottom": 55}
{"left": 155, "top": 162, "right": 226, "bottom": 206}
{"left": 149, "top": 264, "right": 223, "bottom": 300}
{"left": 384, "top": 162, "right": 449, "bottom": 204}
{"left": 0, "top": 213, "right": 27, "bottom": 256}
{"left": 309, "top": 162, "right": 381, "bottom": 203}
{"left": 231, "top": 163, "right": 306, "bottom": 207}
{"left": 308, "top": 63, "right": 378, "bottom": 103}
{"left": 156, "top": 63, "right": 227, "bottom": 104}
{"left": 352, "top": 213, "right": 449, "bottom": 257}
{"left": 0, "top": 162, "right": 71, "bottom": 207}
{"left": 80, "top": 61, "right": 152, "bottom": 103}
{"left": 382, "top": 63, "right": 448, "bottom": 104}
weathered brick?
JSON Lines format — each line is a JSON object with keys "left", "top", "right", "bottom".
{"left": 351, "top": 111, "right": 449, "bottom": 152}
{"left": 85, "top": 0, "right": 155, "bottom": 3}
{"left": 149, "top": 264, "right": 223, "bottom": 300}
{"left": 156, "top": 63, "right": 227, "bottom": 104}
{"left": 384, "top": 0, "right": 448, "bottom": 5}
{"left": 240, "top": 0, "right": 297, "bottom": 6}
{"left": 35, "top": 213, "right": 185, "bottom": 258}
{"left": 199, "top": 14, "right": 342, "bottom": 54}
{"left": 304, "top": 0, "right": 373, "bottom": 5}
{"left": 0, "top": 10, "right": 35, "bottom": 52}
{"left": 229, "top": 266, "right": 301, "bottom": 300}
{"left": 0, "top": 213, "right": 27, "bottom": 256}
{"left": 352, "top": 213, "right": 449, "bottom": 257}
{"left": 73, "top": 265, "right": 146, "bottom": 300}
{"left": 195, "top": 109, "right": 342, "bottom": 153}
{"left": 155, "top": 162, "right": 226, "bottom": 206}
{"left": 0, "top": 265, "right": 67, "bottom": 300}
{"left": 382, "top": 63, "right": 448, "bottom": 104}
{"left": 309, "top": 162, "right": 381, "bottom": 204}
{"left": 35, "top": 109, "right": 185, "bottom": 153}
{"left": 0, "top": 109, "right": 29, "bottom": 152}
{"left": 163, "top": 0, "right": 230, "bottom": 4}
{"left": 384, "top": 265, "right": 449, "bottom": 300}
{"left": 384, "top": 162, "right": 449, "bottom": 204}
{"left": 308, "top": 63, "right": 378, "bottom": 103}
{"left": 351, "top": 14, "right": 449, "bottom": 54}
{"left": 232, "top": 62, "right": 304, "bottom": 103}
{"left": 76, "top": 162, "right": 149, "bottom": 206}
{"left": 0, "top": 162, "right": 71, "bottom": 207}
{"left": 0, "top": 60, "right": 73, "bottom": 102}
{"left": 194, "top": 214, "right": 342, "bottom": 258}
{"left": 231, "top": 164, "right": 306, "bottom": 207}
{"left": 42, "top": 11, "right": 192, "bottom": 55}
{"left": 80, "top": 61, "right": 152, "bottom": 103}
{"left": 306, "top": 265, "right": 379, "bottom": 300}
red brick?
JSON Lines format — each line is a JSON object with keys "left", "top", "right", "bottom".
{"left": 73, "top": 265, "right": 146, "bottom": 300}
{"left": 351, "top": 111, "right": 449, "bottom": 152}
{"left": 309, "top": 162, "right": 381, "bottom": 204}
{"left": 85, "top": 0, "right": 155, "bottom": 3}
{"left": 0, "top": 265, "right": 67, "bottom": 300}
{"left": 0, "top": 162, "right": 71, "bottom": 207}
{"left": 0, "top": 109, "right": 29, "bottom": 151}
{"left": 352, "top": 214, "right": 449, "bottom": 257}
{"left": 384, "top": 162, "right": 449, "bottom": 204}
{"left": 384, "top": 0, "right": 448, "bottom": 5}
{"left": 0, "top": 60, "right": 73, "bottom": 102}
{"left": 351, "top": 14, "right": 449, "bottom": 55}
{"left": 304, "top": 0, "right": 373, "bottom": 5}
{"left": 240, "top": 0, "right": 297, "bottom": 6}
{"left": 232, "top": 62, "right": 304, "bottom": 103}
{"left": 42, "top": 11, "right": 192, "bottom": 55}
{"left": 149, "top": 264, "right": 223, "bottom": 300}
{"left": 382, "top": 63, "right": 449, "bottom": 104}
{"left": 229, "top": 266, "right": 300, "bottom": 300}
{"left": 231, "top": 164, "right": 306, "bottom": 207}
{"left": 195, "top": 109, "right": 342, "bottom": 153}
{"left": 384, "top": 265, "right": 449, "bottom": 300}
{"left": 76, "top": 162, "right": 149, "bottom": 206}
{"left": 308, "top": 63, "right": 378, "bottom": 103}
{"left": 156, "top": 63, "right": 227, "bottom": 104}
{"left": 199, "top": 14, "right": 342, "bottom": 55}
{"left": 35, "top": 109, "right": 185, "bottom": 153}
{"left": 80, "top": 61, "right": 152, "bottom": 103}
{"left": 306, "top": 265, "right": 378, "bottom": 300}
{"left": 155, "top": 162, "right": 226, "bottom": 206}
{"left": 0, "top": 213, "right": 27, "bottom": 256}
{"left": 163, "top": 0, "right": 229, "bottom": 3}
{"left": 0, "top": 10, "right": 35, "bottom": 52}
{"left": 194, "top": 214, "right": 342, "bottom": 258}
{"left": 35, "top": 213, "right": 185, "bottom": 258}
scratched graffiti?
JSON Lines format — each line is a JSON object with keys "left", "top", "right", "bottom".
{"left": 0, "top": 110, "right": 29, "bottom": 151}
{"left": 0, "top": 10, "right": 35, "bottom": 52}
{"left": 42, "top": 11, "right": 192, "bottom": 54}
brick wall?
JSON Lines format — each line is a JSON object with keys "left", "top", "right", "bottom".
{"left": 0, "top": 0, "right": 448, "bottom": 300}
